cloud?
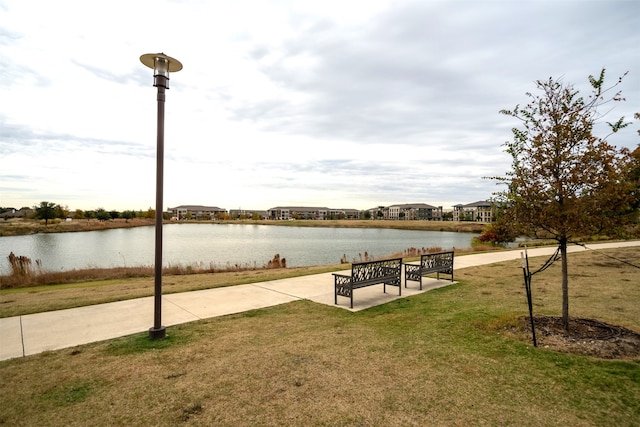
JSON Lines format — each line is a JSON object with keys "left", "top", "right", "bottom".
{"left": 224, "top": 1, "right": 639, "bottom": 151}
{"left": 0, "top": 116, "right": 153, "bottom": 158}
{"left": 0, "top": 0, "right": 638, "bottom": 211}
{"left": 71, "top": 60, "right": 149, "bottom": 87}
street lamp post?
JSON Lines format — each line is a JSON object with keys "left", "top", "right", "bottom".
{"left": 140, "top": 53, "right": 183, "bottom": 339}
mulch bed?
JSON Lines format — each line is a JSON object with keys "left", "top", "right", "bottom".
{"left": 518, "top": 315, "right": 640, "bottom": 359}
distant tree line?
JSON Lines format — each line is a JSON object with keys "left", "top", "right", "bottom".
{"left": 1, "top": 202, "right": 171, "bottom": 225}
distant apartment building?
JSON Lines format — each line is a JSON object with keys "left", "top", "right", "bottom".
{"left": 367, "top": 206, "right": 387, "bottom": 219}
{"left": 228, "top": 209, "right": 269, "bottom": 220}
{"left": 452, "top": 201, "right": 494, "bottom": 222}
{"left": 330, "top": 208, "right": 362, "bottom": 219}
{"left": 268, "top": 207, "right": 365, "bottom": 220}
{"left": 169, "top": 205, "right": 227, "bottom": 220}
{"left": 268, "top": 206, "right": 330, "bottom": 220}
{"left": 167, "top": 200, "right": 492, "bottom": 222}
{"left": 0, "top": 208, "right": 33, "bottom": 219}
{"left": 386, "top": 203, "right": 443, "bottom": 221}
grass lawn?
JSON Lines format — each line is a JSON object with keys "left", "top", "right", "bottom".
{"left": 0, "top": 248, "right": 638, "bottom": 426}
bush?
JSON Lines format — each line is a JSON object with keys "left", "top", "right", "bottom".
{"left": 475, "top": 223, "right": 515, "bottom": 246}
{"left": 266, "top": 254, "right": 286, "bottom": 269}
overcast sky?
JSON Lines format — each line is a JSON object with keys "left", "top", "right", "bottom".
{"left": 1, "top": 0, "right": 638, "bottom": 212}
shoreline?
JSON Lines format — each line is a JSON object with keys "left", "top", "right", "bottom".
{"left": 0, "top": 218, "right": 486, "bottom": 237}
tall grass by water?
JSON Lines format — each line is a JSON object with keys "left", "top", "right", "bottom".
{"left": 0, "top": 253, "right": 288, "bottom": 289}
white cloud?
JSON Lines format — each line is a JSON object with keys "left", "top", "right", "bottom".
{"left": 1, "top": 0, "right": 638, "bottom": 211}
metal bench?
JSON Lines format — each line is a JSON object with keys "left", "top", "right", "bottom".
{"left": 404, "top": 251, "right": 454, "bottom": 289}
{"left": 333, "top": 258, "right": 402, "bottom": 308}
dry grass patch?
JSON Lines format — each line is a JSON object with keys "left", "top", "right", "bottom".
{"left": 0, "top": 217, "right": 154, "bottom": 236}
{"left": 0, "top": 264, "right": 341, "bottom": 317}
{"left": 0, "top": 247, "right": 639, "bottom": 426}
{"left": 451, "top": 248, "right": 640, "bottom": 327}
{"left": 5, "top": 300, "right": 635, "bottom": 426}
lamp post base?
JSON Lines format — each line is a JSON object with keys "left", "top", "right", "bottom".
{"left": 149, "top": 326, "right": 166, "bottom": 339}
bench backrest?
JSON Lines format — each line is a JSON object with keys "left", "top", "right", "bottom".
{"left": 351, "top": 258, "right": 402, "bottom": 282}
{"left": 421, "top": 251, "right": 454, "bottom": 269}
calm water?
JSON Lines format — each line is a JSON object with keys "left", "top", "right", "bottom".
{"left": 0, "top": 224, "right": 478, "bottom": 274}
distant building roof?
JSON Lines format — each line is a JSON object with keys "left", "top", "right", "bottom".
{"left": 268, "top": 206, "right": 331, "bottom": 211}
{"left": 0, "top": 208, "right": 33, "bottom": 218}
{"left": 168, "top": 205, "right": 225, "bottom": 211}
{"left": 461, "top": 200, "right": 492, "bottom": 208}
{"left": 388, "top": 203, "right": 439, "bottom": 209}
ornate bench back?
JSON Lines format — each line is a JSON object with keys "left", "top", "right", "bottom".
{"left": 421, "top": 251, "right": 454, "bottom": 269}
{"left": 352, "top": 258, "right": 402, "bottom": 282}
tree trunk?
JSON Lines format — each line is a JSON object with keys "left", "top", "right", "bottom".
{"left": 560, "top": 237, "right": 569, "bottom": 331}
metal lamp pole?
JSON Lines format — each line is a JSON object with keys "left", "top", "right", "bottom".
{"left": 140, "top": 53, "right": 183, "bottom": 339}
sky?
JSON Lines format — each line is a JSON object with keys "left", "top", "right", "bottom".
{"left": 1, "top": 0, "right": 638, "bottom": 212}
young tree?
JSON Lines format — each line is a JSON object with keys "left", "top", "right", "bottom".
{"left": 121, "top": 210, "right": 135, "bottom": 223}
{"left": 54, "top": 204, "right": 69, "bottom": 219}
{"left": 144, "top": 208, "right": 155, "bottom": 219}
{"left": 627, "top": 113, "right": 640, "bottom": 216}
{"left": 35, "top": 201, "right": 57, "bottom": 226}
{"left": 95, "top": 208, "right": 111, "bottom": 222}
{"left": 494, "top": 69, "right": 636, "bottom": 330}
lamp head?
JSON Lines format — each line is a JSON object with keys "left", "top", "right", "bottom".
{"left": 140, "top": 53, "right": 182, "bottom": 88}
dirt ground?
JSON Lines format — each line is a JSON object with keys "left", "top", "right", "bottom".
{"left": 515, "top": 315, "right": 640, "bottom": 359}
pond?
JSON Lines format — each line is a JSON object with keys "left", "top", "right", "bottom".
{"left": 0, "top": 224, "right": 478, "bottom": 274}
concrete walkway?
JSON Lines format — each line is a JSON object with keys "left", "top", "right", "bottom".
{"left": 1, "top": 241, "right": 638, "bottom": 361}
